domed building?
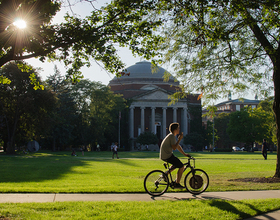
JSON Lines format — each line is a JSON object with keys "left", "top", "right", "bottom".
{"left": 108, "top": 61, "right": 201, "bottom": 149}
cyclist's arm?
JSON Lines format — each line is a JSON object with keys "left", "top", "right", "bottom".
{"left": 177, "top": 145, "right": 191, "bottom": 157}
{"left": 171, "top": 132, "right": 184, "bottom": 150}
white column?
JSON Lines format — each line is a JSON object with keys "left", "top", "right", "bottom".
{"left": 162, "top": 107, "right": 167, "bottom": 138}
{"left": 151, "top": 107, "right": 156, "bottom": 134}
{"left": 183, "top": 107, "right": 188, "bottom": 135}
{"left": 129, "top": 106, "right": 134, "bottom": 138}
{"left": 173, "top": 107, "right": 177, "bottom": 122}
{"left": 141, "top": 107, "right": 145, "bottom": 133}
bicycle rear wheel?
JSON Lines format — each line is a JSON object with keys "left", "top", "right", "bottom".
{"left": 184, "top": 169, "right": 209, "bottom": 195}
{"left": 144, "top": 170, "right": 169, "bottom": 196}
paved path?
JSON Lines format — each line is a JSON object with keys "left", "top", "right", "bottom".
{"left": 0, "top": 190, "right": 280, "bottom": 219}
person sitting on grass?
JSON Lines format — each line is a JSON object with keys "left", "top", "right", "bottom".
{"left": 160, "top": 122, "right": 191, "bottom": 188}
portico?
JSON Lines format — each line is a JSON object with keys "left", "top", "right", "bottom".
{"left": 129, "top": 103, "right": 189, "bottom": 140}
{"left": 108, "top": 61, "right": 201, "bottom": 150}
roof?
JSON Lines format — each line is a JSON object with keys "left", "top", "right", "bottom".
{"left": 110, "top": 61, "right": 175, "bottom": 81}
{"left": 215, "top": 98, "right": 261, "bottom": 107}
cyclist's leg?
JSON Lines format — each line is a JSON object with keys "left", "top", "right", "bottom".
{"left": 177, "top": 166, "right": 184, "bottom": 183}
{"left": 164, "top": 154, "right": 183, "bottom": 183}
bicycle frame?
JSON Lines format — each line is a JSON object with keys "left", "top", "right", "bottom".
{"left": 144, "top": 157, "right": 209, "bottom": 196}
{"left": 163, "top": 158, "right": 195, "bottom": 187}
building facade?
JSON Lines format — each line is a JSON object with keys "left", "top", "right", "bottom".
{"left": 108, "top": 61, "right": 201, "bottom": 149}
{"left": 202, "top": 98, "right": 261, "bottom": 128}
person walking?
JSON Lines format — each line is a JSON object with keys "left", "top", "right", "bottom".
{"left": 160, "top": 122, "right": 191, "bottom": 188}
{"left": 112, "top": 142, "right": 119, "bottom": 159}
{"left": 262, "top": 138, "right": 268, "bottom": 160}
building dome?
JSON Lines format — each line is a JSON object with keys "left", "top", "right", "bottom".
{"left": 116, "top": 60, "right": 174, "bottom": 80}
{"left": 109, "top": 60, "right": 178, "bottom": 84}
{"left": 108, "top": 61, "right": 179, "bottom": 99}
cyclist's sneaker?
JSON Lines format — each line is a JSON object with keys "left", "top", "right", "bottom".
{"left": 174, "top": 183, "right": 184, "bottom": 189}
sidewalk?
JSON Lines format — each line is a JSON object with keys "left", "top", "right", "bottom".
{"left": 0, "top": 190, "right": 280, "bottom": 219}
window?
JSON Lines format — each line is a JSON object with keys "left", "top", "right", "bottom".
{"left": 236, "top": 105, "right": 240, "bottom": 111}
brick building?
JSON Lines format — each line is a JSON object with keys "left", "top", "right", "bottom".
{"left": 108, "top": 61, "right": 201, "bottom": 149}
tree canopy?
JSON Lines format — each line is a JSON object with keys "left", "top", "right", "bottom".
{"left": 0, "top": 0, "right": 162, "bottom": 80}
{"left": 139, "top": 0, "right": 280, "bottom": 177}
{"left": 0, "top": 62, "right": 56, "bottom": 153}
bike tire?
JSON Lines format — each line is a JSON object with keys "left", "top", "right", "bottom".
{"left": 184, "top": 169, "right": 209, "bottom": 195}
{"left": 144, "top": 170, "right": 169, "bottom": 196}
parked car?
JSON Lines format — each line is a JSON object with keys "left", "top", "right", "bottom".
{"left": 232, "top": 146, "right": 242, "bottom": 151}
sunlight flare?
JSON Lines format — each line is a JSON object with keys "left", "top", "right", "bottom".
{"left": 13, "top": 19, "right": 27, "bottom": 29}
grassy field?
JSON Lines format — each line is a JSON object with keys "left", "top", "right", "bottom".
{"left": 0, "top": 150, "right": 280, "bottom": 220}
{"left": 0, "top": 150, "right": 278, "bottom": 193}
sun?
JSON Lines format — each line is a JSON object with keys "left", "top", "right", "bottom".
{"left": 13, "top": 19, "right": 27, "bottom": 29}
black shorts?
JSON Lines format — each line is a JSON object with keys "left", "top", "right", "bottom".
{"left": 163, "top": 154, "right": 183, "bottom": 168}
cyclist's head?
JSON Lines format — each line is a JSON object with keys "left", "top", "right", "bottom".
{"left": 169, "top": 122, "right": 179, "bottom": 133}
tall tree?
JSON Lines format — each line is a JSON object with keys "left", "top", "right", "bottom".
{"left": 215, "top": 113, "right": 232, "bottom": 149}
{"left": 258, "top": 98, "right": 277, "bottom": 145}
{"left": 0, "top": 0, "right": 161, "bottom": 80}
{"left": 142, "top": 0, "right": 280, "bottom": 177}
{"left": 70, "top": 79, "right": 126, "bottom": 148}
{"left": 0, "top": 62, "right": 56, "bottom": 153}
{"left": 227, "top": 107, "right": 271, "bottom": 146}
{"left": 45, "top": 67, "right": 76, "bottom": 151}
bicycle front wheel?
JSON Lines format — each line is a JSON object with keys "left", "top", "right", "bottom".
{"left": 144, "top": 170, "right": 169, "bottom": 196}
{"left": 184, "top": 169, "right": 209, "bottom": 195}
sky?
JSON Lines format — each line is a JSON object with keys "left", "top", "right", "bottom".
{"left": 25, "top": 0, "right": 258, "bottom": 105}
{"left": 26, "top": 0, "right": 140, "bottom": 86}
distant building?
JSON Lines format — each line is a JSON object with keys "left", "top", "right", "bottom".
{"left": 215, "top": 98, "right": 260, "bottom": 113}
{"left": 108, "top": 61, "right": 201, "bottom": 149}
{"left": 202, "top": 97, "right": 261, "bottom": 149}
{"left": 202, "top": 98, "right": 261, "bottom": 127}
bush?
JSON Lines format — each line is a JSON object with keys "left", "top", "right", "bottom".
{"left": 136, "top": 132, "right": 158, "bottom": 146}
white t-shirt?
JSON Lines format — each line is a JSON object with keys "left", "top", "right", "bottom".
{"left": 112, "top": 145, "right": 118, "bottom": 151}
{"left": 160, "top": 133, "right": 176, "bottom": 160}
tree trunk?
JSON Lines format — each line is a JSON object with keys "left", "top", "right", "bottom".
{"left": 6, "top": 139, "right": 15, "bottom": 154}
{"left": 273, "top": 62, "right": 280, "bottom": 177}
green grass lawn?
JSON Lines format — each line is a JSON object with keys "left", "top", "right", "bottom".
{"left": 0, "top": 151, "right": 280, "bottom": 220}
{"left": 1, "top": 199, "right": 280, "bottom": 219}
{"left": 0, "top": 150, "right": 278, "bottom": 193}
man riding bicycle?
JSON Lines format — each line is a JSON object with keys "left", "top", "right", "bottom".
{"left": 160, "top": 122, "right": 191, "bottom": 188}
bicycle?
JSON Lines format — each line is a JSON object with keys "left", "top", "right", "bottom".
{"left": 144, "top": 157, "right": 209, "bottom": 196}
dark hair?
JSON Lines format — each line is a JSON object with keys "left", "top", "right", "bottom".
{"left": 169, "top": 123, "right": 179, "bottom": 133}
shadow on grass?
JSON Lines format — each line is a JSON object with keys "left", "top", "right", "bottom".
{"left": 0, "top": 154, "right": 86, "bottom": 183}
{"left": 207, "top": 200, "right": 255, "bottom": 219}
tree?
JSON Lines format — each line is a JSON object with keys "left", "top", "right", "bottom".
{"left": 69, "top": 79, "right": 127, "bottom": 149}
{"left": 0, "top": 62, "right": 56, "bottom": 153}
{"left": 258, "top": 98, "right": 277, "bottom": 145}
{"left": 0, "top": 0, "right": 162, "bottom": 80}
{"left": 44, "top": 67, "right": 77, "bottom": 151}
{"left": 215, "top": 113, "right": 232, "bottom": 149}
{"left": 141, "top": 0, "right": 280, "bottom": 177}
{"left": 204, "top": 120, "right": 218, "bottom": 149}
{"left": 227, "top": 107, "right": 271, "bottom": 147}
{"left": 183, "top": 132, "right": 204, "bottom": 151}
